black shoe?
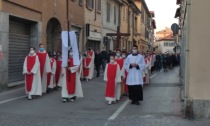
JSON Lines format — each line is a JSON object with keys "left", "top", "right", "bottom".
{"left": 135, "top": 101, "right": 140, "bottom": 105}
{"left": 131, "top": 101, "right": 135, "bottom": 104}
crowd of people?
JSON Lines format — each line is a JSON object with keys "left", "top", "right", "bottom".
{"left": 23, "top": 43, "right": 179, "bottom": 106}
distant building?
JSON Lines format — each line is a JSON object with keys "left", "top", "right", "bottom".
{"left": 156, "top": 27, "right": 173, "bottom": 40}
{"left": 156, "top": 34, "right": 175, "bottom": 53}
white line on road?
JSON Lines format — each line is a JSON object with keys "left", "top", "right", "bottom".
{"left": 150, "top": 74, "right": 157, "bottom": 79}
{"left": 0, "top": 95, "right": 26, "bottom": 105}
{"left": 108, "top": 99, "right": 130, "bottom": 120}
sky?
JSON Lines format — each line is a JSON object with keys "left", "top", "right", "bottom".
{"left": 145, "top": 0, "right": 179, "bottom": 32}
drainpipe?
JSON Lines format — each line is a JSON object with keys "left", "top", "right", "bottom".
{"left": 184, "top": 0, "right": 191, "bottom": 107}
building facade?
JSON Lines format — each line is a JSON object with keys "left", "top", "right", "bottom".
{"left": 0, "top": 0, "right": 84, "bottom": 88}
{"left": 156, "top": 34, "right": 175, "bottom": 54}
{"left": 119, "top": 0, "right": 141, "bottom": 51}
{"left": 134, "top": 0, "right": 151, "bottom": 52}
{"left": 150, "top": 11, "right": 156, "bottom": 52}
{"left": 102, "top": 0, "right": 121, "bottom": 50}
{"left": 176, "top": 0, "right": 210, "bottom": 118}
{"left": 84, "top": 0, "right": 102, "bottom": 52}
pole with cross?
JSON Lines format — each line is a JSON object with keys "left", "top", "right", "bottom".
{"left": 106, "top": 26, "right": 130, "bottom": 49}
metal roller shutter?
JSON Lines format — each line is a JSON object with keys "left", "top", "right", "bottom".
{"left": 9, "top": 18, "right": 30, "bottom": 83}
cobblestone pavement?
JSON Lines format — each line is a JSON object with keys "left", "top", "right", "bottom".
{"left": 0, "top": 67, "right": 209, "bottom": 126}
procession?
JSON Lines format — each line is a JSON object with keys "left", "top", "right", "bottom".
{"left": 22, "top": 30, "right": 166, "bottom": 106}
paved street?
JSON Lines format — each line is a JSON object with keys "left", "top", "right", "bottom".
{"left": 0, "top": 67, "right": 209, "bottom": 126}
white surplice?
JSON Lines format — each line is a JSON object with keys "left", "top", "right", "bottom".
{"left": 23, "top": 54, "right": 42, "bottom": 96}
{"left": 125, "top": 54, "right": 146, "bottom": 85}
{"left": 48, "top": 58, "right": 57, "bottom": 89}
{"left": 104, "top": 62, "right": 121, "bottom": 102}
{"left": 61, "top": 65, "right": 84, "bottom": 99}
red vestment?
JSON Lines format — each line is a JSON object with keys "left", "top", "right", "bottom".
{"left": 26, "top": 56, "right": 36, "bottom": 92}
{"left": 105, "top": 64, "right": 117, "bottom": 98}
{"left": 55, "top": 59, "right": 62, "bottom": 84}
{"left": 83, "top": 57, "right": 91, "bottom": 77}
{"left": 47, "top": 58, "right": 55, "bottom": 86}
{"left": 36, "top": 52, "right": 47, "bottom": 79}
{"left": 115, "top": 58, "right": 124, "bottom": 70}
{"left": 66, "top": 58, "right": 76, "bottom": 94}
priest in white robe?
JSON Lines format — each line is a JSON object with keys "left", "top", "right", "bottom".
{"left": 86, "top": 47, "right": 95, "bottom": 80}
{"left": 125, "top": 45, "right": 146, "bottom": 105}
{"left": 23, "top": 47, "right": 42, "bottom": 100}
{"left": 104, "top": 54, "right": 121, "bottom": 105}
{"left": 36, "top": 44, "right": 51, "bottom": 93}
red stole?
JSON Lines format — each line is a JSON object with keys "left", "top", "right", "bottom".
{"left": 26, "top": 56, "right": 36, "bottom": 92}
{"left": 115, "top": 58, "right": 124, "bottom": 70}
{"left": 36, "top": 52, "right": 47, "bottom": 79}
{"left": 83, "top": 57, "right": 91, "bottom": 77}
{"left": 145, "top": 59, "right": 148, "bottom": 64}
{"left": 88, "top": 51, "right": 93, "bottom": 57}
{"left": 47, "top": 58, "right": 55, "bottom": 86}
{"left": 105, "top": 63, "right": 117, "bottom": 98}
{"left": 55, "top": 59, "right": 62, "bottom": 84}
{"left": 66, "top": 58, "right": 76, "bottom": 94}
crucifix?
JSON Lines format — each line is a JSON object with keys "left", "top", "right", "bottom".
{"left": 106, "top": 26, "right": 130, "bottom": 49}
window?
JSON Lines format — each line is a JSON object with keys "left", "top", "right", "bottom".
{"left": 164, "top": 42, "right": 169, "bottom": 46}
{"left": 123, "top": 6, "right": 125, "bottom": 20}
{"left": 114, "top": 6, "right": 117, "bottom": 24}
{"left": 141, "top": 8, "right": 145, "bottom": 24}
{"left": 134, "top": 17, "right": 137, "bottom": 34}
{"left": 127, "top": 8, "right": 129, "bottom": 22}
{"left": 97, "top": 0, "right": 101, "bottom": 12}
{"left": 79, "top": 0, "right": 83, "bottom": 6}
{"left": 107, "top": 2, "right": 110, "bottom": 22}
{"left": 86, "top": 0, "right": 94, "bottom": 10}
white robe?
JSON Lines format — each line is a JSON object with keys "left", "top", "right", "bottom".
{"left": 48, "top": 59, "right": 57, "bottom": 89}
{"left": 125, "top": 54, "right": 146, "bottom": 85}
{"left": 61, "top": 65, "right": 84, "bottom": 99}
{"left": 37, "top": 51, "right": 51, "bottom": 93}
{"left": 86, "top": 50, "right": 95, "bottom": 79}
{"left": 23, "top": 54, "right": 42, "bottom": 96}
{"left": 104, "top": 62, "right": 121, "bottom": 102}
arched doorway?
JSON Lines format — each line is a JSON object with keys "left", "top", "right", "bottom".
{"left": 46, "top": 18, "right": 62, "bottom": 53}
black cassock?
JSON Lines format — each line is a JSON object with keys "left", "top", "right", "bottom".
{"left": 128, "top": 85, "right": 143, "bottom": 102}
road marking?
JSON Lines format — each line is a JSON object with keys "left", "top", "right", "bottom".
{"left": 0, "top": 95, "right": 26, "bottom": 105}
{"left": 150, "top": 74, "right": 157, "bottom": 79}
{"left": 108, "top": 99, "right": 130, "bottom": 120}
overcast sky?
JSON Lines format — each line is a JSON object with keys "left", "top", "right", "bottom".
{"left": 145, "top": 0, "right": 179, "bottom": 32}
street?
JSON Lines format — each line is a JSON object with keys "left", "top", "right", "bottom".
{"left": 0, "top": 67, "right": 209, "bottom": 126}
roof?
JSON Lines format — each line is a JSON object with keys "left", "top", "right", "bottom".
{"left": 156, "top": 27, "right": 172, "bottom": 34}
{"left": 134, "top": 0, "right": 151, "bottom": 18}
{"left": 157, "top": 34, "right": 175, "bottom": 42}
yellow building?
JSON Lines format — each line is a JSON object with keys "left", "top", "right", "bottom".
{"left": 134, "top": 0, "right": 151, "bottom": 53}
{"left": 119, "top": 0, "right": 141, "bottom": 51}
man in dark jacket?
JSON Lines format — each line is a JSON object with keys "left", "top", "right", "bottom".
{"left": 100, "top": 47, "right": 108, "bottom": 72}
{"left": 95, "top": 50, "right": 102, "bottom": 77}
